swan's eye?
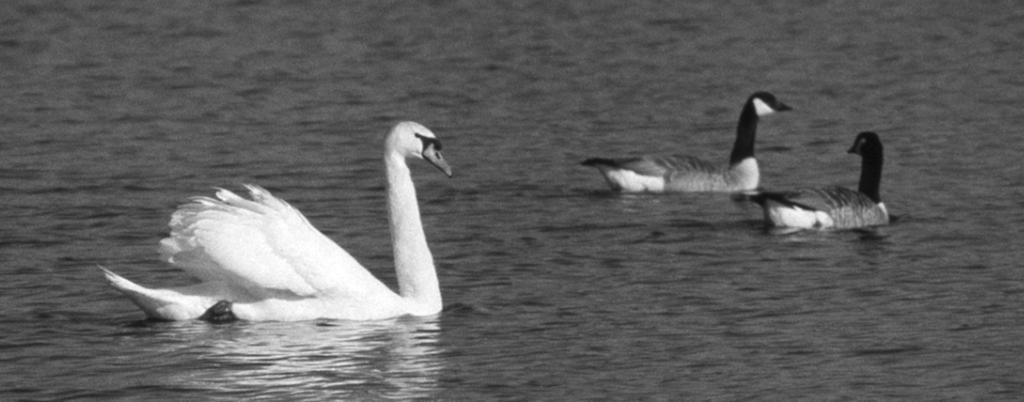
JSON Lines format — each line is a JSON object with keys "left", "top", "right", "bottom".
{"left": 415, "top": 133, "right": 442, "bottom": 151}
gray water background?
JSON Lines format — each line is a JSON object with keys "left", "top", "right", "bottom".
{"left": 2, "top": 0, "right": 1024, "bottom": 400}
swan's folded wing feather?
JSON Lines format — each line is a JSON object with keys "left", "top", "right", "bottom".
{"left": 249, "top": 187, "right": 392, "bottom": 297}
{"left": 160, "top": 185, "right": 392, "bottom": 298}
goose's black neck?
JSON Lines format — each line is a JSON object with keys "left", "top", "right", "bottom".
{"left": 729, "top": 100, "right": 759, "bottom": 165}
{"left": 858, "top": 148, "right": 884, "bottom": 203}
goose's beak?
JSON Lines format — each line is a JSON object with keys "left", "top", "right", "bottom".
{"left": 423, "top": 143, "right": 453, "bottom": 177}
{"left": 847, "top": 141, "right": 862, "bottom": 155}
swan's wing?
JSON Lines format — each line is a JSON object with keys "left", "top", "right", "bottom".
{"left": 159, "top": 185, "right": 392, "bottom": 298}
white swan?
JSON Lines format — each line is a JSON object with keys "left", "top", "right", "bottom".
{"left": 102, "top": 121, "right": 452, "bottom": 321}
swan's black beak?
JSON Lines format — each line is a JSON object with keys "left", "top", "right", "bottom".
{"left": 423, "top": 142, "right": 453, "bottom": 177}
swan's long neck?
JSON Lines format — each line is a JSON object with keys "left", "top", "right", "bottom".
{"left": 728, "top": 101, "right": 759, "bottom": 166}
{"left": 385, "top": 152, "right": 442, "bottom": 313}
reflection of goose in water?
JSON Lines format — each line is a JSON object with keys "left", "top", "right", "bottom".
{"left": 103, "top": 122, "right": 452, "bottom": 321}
{"left": 157, "top": 318, "right": 444, "bottom": 399}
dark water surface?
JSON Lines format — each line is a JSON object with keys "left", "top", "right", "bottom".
{"left": 3, "top": 0, "right": 1024, "bottom": 400}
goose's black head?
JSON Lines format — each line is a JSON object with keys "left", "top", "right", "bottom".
{"left": 848, "top": 131, "right": 883, "bottom": 156}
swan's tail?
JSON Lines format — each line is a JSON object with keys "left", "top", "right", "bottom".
{"left": 101, "top": 266, "right": 149, "bottom": 297}
{"left": 99, "top": 266, "right": 209, "bottom": 321}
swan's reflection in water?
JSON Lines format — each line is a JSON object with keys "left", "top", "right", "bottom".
{"left": 156, "top": 316, "right": 443, "bottom": 399}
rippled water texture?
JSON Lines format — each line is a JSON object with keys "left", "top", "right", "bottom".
{"left": 2, "top": 1, "right": 1024, "bottom": 400}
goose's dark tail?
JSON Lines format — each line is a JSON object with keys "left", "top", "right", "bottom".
{"left": 581, "top": 158, "right": 617, "bottom": 167}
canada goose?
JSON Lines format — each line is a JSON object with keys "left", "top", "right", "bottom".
{"left": 750, "top": 131, "right": 889, "bottom": 230}
{"left": 582, "top": 92, "right": 791, "bottom": 192}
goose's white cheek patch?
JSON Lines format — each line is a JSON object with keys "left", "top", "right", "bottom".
{"left": 752, "top": 98, "right": 775, "bottom": 116}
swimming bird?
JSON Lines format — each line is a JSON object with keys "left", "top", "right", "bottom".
{"left": 581, "top": 91, "right": 791, "bottom": 193}
{"left": 750, "top": 131, "right": 889, "bottom": 230}
{"left": 102, "top": 121, "right": 452, "bottom": 322}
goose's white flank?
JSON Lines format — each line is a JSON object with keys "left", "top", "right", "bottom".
{"left": 582, "top": 91, "right": 791, "bottom": 193}
{"left": 102, "top": 121, "right": 452, "bottom": 322}
{"left": 750, "top": 131, "right": 889, "bottom": 230}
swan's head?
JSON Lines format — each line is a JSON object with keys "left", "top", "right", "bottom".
{"left": 387, "top": 121, "right": 453, "bottom": 177}
{"left": 848, "top": 131, "right": 883, "bottom": 157}
{"left": 748, "top": 91, "right": 792, "bottom": 116}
